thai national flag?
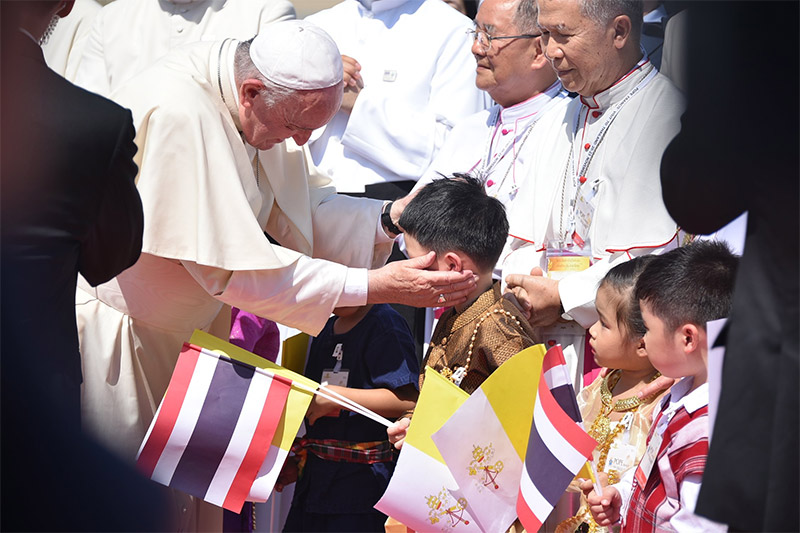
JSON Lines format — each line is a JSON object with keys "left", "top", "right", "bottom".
{"left": 137, "top": 343, "right": 291, "bottom": 513}
{"left": 517, "top": 345, "right": 597, "bottom": 531}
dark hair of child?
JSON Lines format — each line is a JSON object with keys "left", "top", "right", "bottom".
{"left": 398, "top": 173, "right": 508, "bottom": 273}
{"left": 634, "top": 241, "right": 739, "bottom": 332}
{"left": 600, "top": 254, "right": 659, "bottom": 341}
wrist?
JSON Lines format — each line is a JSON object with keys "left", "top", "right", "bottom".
{"left": 381, "top": 201, "right": 403, "bottom": 236}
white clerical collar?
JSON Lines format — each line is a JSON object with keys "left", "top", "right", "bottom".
{"left": 498, "top": 80, "right": 564, "bottom": 124}
{"left": 357, "top": 0, "right": 410, "bottom": 14}
{"left": 579, "top": 56, "right": 653, "bottom": 111}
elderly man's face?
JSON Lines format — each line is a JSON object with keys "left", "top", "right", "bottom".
{"left": 242, "top": 84, "right": 341, "bottom": 150}
{"left": 472, "top": 0, "right": 539, "bottom": 107}
{"left": 537, "top": 0, "right": 620, "bottom": 96}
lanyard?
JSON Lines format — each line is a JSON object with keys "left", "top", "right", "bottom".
{"left": 559, "top": 67, "right": 658, "bottom": 242}
{"left": 478, "top": 91, "right": 568, "bottom": 183}
{"left": 569, "top": 67, "right": 658, "bottom": 183}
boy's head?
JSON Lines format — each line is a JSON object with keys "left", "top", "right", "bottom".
{"left": 634, "top": 241, "right": 739, "bottom": 379}
{"left": 399, "top": 174, "right": 508, "bottom": 275}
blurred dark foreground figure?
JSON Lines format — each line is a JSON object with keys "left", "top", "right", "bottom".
{"left": 659, "top": 2, "right": 799, "bottom": 531}
{"left": 1, "top": 1, "right": 167, "bottom": 530}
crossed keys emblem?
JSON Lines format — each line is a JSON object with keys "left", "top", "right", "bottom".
{"left": 467, "top": 443, "right": 504, "bottom": 490}
{"left": 425, "top": 488, "right": 470, "bottom": 530}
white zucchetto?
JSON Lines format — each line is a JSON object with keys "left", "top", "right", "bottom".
{"left": 250, "top": 20, "right": 343, "bottom": 90}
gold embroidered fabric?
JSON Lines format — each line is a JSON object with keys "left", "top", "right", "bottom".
{"left": 422, "top": 282, "right": 539, "bottom": 394}
{"left": 554, "top": 372, "right": 669, "bottom": 533}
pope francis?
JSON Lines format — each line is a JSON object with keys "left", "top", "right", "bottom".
{"left": 75, "top": 20, "right": 476, "bottom": 472}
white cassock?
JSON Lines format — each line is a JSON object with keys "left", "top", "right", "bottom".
{"left": 305, "top": 0, "right": 489, "bottom": 192}
{"left": 41, "top": 0, "right": 101, "bottom": 81}
{"left": 415, "top": 80, "right": 571, "bottom": 274}
{"left": 76, "top": 39, "right": 394, "bottom": 461}
{"left": 416, "top": 81, "right": 570, "bottom": 208}
{"left": 73, "top": 0, "right": 295, "bottom": 97}
{"left": 503, "top": 57, "right": 686, "bottom": 391}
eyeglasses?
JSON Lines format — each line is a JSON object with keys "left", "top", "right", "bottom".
{"left": 466, "top": 28, "right": 540, "bottom": 53}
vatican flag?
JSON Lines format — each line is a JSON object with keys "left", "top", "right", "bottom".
{"left": 431, "top": 345, "right": 546, "bottom": 532}
{"left": 375, "top": 368, "right": 481, "bottom": 532}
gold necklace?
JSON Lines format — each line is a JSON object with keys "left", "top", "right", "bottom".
{"left": 588, "top": 369, "right": 661, "bottom": 446}
{"left": 436, "top": 308, "right": 522, "bottom": 386}
{"left": 563, "top": 369, "right": 661, "bottom": 533}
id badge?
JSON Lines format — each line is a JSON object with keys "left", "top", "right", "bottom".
{"left": 321, "top": 369, "right": 349, "bottom": 387}
{"left": 606, "top": 442, "right": 638, "bottom": 474}
{"left": 634, "top": 430, "right": 663, "bottom": 488}
{"left": 545, "top": 242, "right": 593, "bottom": 281}
{"left": 572, "top": 178, "right": 601, "bottom": 248}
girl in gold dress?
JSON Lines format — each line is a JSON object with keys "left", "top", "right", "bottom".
{"left": 555, "top": 256, "right": 667, "bottom": 533}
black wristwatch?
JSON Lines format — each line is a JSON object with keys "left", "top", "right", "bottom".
{"left": 381, "top": 201, "right": 403, "bottom": 236}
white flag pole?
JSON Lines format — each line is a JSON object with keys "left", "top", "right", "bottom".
{"left": 208, "top": 347, "right": 393, "bottom": 428}
{"left": 319, "top": 382, "right": 394, "bottom": 428}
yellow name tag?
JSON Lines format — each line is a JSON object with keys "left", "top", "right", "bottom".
{"left": 548, "top": 255, "right": 592, "bottom": 274}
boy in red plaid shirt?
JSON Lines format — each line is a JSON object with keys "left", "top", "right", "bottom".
{"left": 583, "top": 242, "right": 737, "bottom": 532}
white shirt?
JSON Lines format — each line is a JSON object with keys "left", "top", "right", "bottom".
{"left": 74, "top": 0, "right": 295, "bottom": 97}
{"left": 306, "top": 0, "right": 489, "bottom": 192}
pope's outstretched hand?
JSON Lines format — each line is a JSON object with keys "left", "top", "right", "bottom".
{"left": 368, "top": 251, "right": 478, "bottom": 308}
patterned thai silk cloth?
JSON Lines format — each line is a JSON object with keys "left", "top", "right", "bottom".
{"left": 423, "top": 281, "right": 539, "bottom": 394}
{"left": 292, "top": 438, "right": 395, "bottom": 471}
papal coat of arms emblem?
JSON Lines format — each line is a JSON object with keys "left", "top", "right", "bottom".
{"left": 425, "top": 488, "right": 470, "bottom": 530}
{"left": 467, "top": 443, "right": 504, "bottom": 491}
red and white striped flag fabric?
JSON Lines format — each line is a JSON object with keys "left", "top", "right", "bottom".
{"left": 137, "top": 343, "right": 291, "bottom": 513}
{"left": 517, "top": 345, "right": 597, "bottom": 531}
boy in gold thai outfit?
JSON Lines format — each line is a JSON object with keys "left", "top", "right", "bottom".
{"left": 400, "top": 174, "right": 538, "bottom": 395}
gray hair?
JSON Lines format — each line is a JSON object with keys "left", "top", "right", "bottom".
{"left": 513, "top": 0, "right": 539, "bottom": 35}
{"left": 234, "top": 39, "right": 296, "bottom": 108}
{"left": 579, "top": 0, "right": 643, "bottom": 40}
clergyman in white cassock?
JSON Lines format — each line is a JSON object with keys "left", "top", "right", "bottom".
{"left": 415, "top": 0, "right": 570, "bottom": 210}
{"left": 417, "top": 80, "right": 568, "bottom": 208}
{"left": 503, "top": 0, "right": 685, "bottom": 392}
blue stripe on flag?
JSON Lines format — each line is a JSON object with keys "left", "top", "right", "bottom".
{"left": 524, "top": 422, "right": 576, "bottom": 506}
{"left": 170, "top": 358, "right": 255, "bottom": 499}
{"left": 550, "top": 383, "right": 581, "bottom": 424}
